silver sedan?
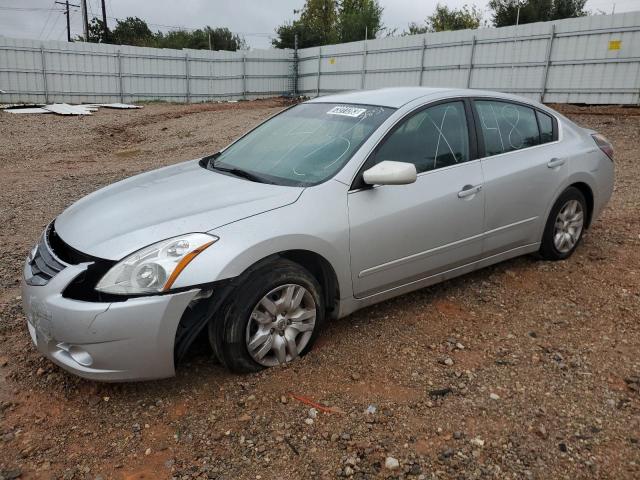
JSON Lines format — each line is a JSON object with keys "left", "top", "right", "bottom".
{"left": 22, "top": 87, "right": 614, "bottom": 381}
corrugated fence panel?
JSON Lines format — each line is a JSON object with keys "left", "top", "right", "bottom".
{"left": 0, "top": 36, "right": 294, "bottom": 104}
{"left": 295, "top": 11, "right": 640, "bottom": 105}
{"left": 2, "top": 11, "right": 640, "bottom": 105}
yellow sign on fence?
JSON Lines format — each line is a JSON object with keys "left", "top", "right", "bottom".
{"left": 608, "top": 40, "right": 622, "bottom": 50}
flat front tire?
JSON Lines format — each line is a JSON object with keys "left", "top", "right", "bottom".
{"left": 209, "top": 259, "right": 324, "bottom": 373}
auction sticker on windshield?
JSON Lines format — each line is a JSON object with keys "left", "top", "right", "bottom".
{"left": 327, "top": 105, "right": 367, "bottom": 117}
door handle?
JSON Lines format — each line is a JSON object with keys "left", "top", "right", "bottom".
{"left": 547, "top": 157, "right": 566, "bottom": 168}
{"left": 458, "top": 184, "right": 482, "bottom": 198}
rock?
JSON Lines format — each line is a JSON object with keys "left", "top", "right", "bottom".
{"left": 366, "top": 405, "right": 377, "bottom": 415}
{"left": 385, "top": 457, "right": 400, "bottom": 470}
{"left": 536, "top": 425, "right": 548, "bottom": 439}
{"left": 304, "top": 418, "right": 314, "bottom": 425}
{"left": 280, "top": 395, "right": 288, "bottom": 404}
{"left": 489, "top": 393, "right": 500, "bottom": 400}
{"left": 2, "top": 469, "right": 22, "bottom": 479}
{"left": 453, "top": 431, "right": 463, "bottom": 440}
{"left": 440, "top": 357, "right": 454, "bottom": 366}
{"left": 455, "top": 343, "right": 465, "bottom": 350}
{"left": 330, "top": 433, "right": 340, "bottom": 442}
{"left": 429, "top": 387, "right": 453, "bottom": 398}
{"left": 145, "top": 448, "right": 151, "bottom": 455}
{"left": 36, "top": 367, "right": 45, "bottom": 376}
{"left": 351, "top": 372, "right": 361, "bottom": 381}
{"left": 344, "top": 466, "right": 354, "bottom": 476}
{"left": 439, "top": 448, "right": 454, "bottom": 460}
{"left": 470, "top": 437, "right": 485, "bottom": 447}
{"left": 308, "top": 408, "right": 318, "bottom": 419}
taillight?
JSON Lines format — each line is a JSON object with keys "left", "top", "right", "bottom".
{"left": 591, "top": 133, "right": 614, "bottom": 161}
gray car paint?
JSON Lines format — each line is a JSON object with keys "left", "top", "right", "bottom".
{"left": 22, "top": 87, "right": 614, "bottom": 381}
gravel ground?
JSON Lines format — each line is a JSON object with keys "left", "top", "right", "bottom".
{"left": 0, "top": 99, "right": 638, "bottom": 480}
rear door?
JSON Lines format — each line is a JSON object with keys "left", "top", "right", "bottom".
{"left": 472, "top": 99, "right": 566, "bottom": 256}
{"left": 348, "top": 100, "right": 485, "bottom": 298}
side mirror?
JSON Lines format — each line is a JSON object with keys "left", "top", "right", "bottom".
{"left": 362, "top": 160, "right": 417, "bottom": 186}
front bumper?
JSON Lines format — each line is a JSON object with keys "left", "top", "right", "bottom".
{"left": 22, "top": 262, "right": 199, "bottom": 382}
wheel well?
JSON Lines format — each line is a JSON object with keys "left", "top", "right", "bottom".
{"left": 278, "top": 250, "right": 340, "bottom": 318}
{"left": 569, "top": 182, "right": 594, "bottom": 228}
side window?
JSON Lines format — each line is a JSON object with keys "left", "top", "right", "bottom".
{"left": 475, "top": 100, "right": 540, "bottom": 157}
{"left": 536, "top": 110, "right": 554, "bottom": 143}
{"left": 373, "top": 101, "right": 470, "bottom": 174}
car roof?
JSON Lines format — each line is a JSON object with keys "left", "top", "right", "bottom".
{"left": 305, "top": 87, "right": 541, "bottom": 109}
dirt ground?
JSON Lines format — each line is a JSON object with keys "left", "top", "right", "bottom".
{"left": 0, "top": 99, "right": 638, "bottom": 480}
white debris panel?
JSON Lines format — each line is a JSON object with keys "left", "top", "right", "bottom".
{"left": 2, "top": 103, "right": 141, "bottom": 115}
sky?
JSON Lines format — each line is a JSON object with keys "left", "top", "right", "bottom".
{"left": 0, "top": 0, "right": 638, "bottom": 49}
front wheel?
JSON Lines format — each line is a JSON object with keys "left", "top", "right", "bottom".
{"left": 209, "top": 259, "right": 324, "bottom": 373}
{"left": 539, "top": 187, "right": 587, "bottom": 260}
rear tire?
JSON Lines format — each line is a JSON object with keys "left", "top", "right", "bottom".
{"left": 539, "top": 187, "right": 587, "bottom": 261}
{"left": 208, "top": 258, "right": 325, "bottom": 373}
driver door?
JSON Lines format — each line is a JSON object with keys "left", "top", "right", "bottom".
{"left": 348, "top": 100, "right": 485, "bottom": 298}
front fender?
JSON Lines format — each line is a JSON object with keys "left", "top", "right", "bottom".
{"left": 169, "top": 181, "right": 353, "bottom": 300}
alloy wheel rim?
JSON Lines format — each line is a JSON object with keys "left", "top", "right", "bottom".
{"left": 245, "top": 284, "right": 316, "bottom": 367}
{"left": 553, "top": 199, "right": 584, "bottom": 253}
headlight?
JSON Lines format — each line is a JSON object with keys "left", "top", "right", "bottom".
{"left": 95, "top": 233, "right": 217, "bottom": 295}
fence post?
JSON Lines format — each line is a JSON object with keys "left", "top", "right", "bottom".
{"left": 292, "top": 33, "right": 299, "bottom": 96}
{"left": 117, "top": 50, "right": 124, "bottom": 103}
{"left": 540, "top": 24, "right": 556, "bottom": 103}
{"left": 316, "top": 46, "right": 321, "bottom": 97}
{"left": 40, "top": 46, "right": 49, "bottom": 104}
{"left": 185, "top": 53, "right": 190, "bottom": 103}
{"left": 466, "top": 35, "right": 476, "bottom": 89}
{"left": 361, "top": 39, "right": 367, "bottom": 90}
{"left": 418, "top": 36, "right": 427, "bottom": 86}
{"left": 242, "top": 53, "right": 247, "bottom": 100}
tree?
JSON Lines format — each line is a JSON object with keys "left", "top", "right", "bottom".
{"left": 155, "top": 27, "right": 246, "bottom": 51}
{"left": 406, "top": 3, "right": 483, "bottom": 34}
{"left": 338, "top": 0, "right": 383, "bottom": 42}
{"left": 86, "top": 17, "right": 109, "bottom": 43}
{"left": 272, "top": 0, "right": 340, "bottom": 49}
{"left": 111, "top": 17, "right": 154, "bottom": 47}
{"left": 488, "top": 0, "right": 587, "bottom": 27}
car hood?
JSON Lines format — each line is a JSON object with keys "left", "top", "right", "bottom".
{"left": 55, "top": 159, "right": 303, "bottom": 260}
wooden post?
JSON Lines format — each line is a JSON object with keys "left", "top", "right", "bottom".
{"left": 117, "top": 50, "right": 124, "bottom": 103}
{"left": 185, "top": 53, "right": 191, "bottom": 103}
{"left": 419, "top": 36, "right": 427, "bottom": 86}
{"left": 316, "top": 47, "right": 321, "bottom": 97}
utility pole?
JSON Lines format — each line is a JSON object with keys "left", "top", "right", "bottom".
{"left": 55, "top": 1, "right": 80, "bottom": 42}
{"left": 80, "top": 0, "right": 89, "bottom": 41}
{"left": 100, "top": 0, "right": 108, "bottom": 42}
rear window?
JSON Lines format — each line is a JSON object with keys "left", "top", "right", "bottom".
{"left": 475, "top": 100, "right": 540, "bottom": 157}
{"left": 536, "top": 110, "right": 555, "bottom": 143}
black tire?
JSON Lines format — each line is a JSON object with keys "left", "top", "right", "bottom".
{"left": 208, "top": 258, "right": 325, "bottom": 373}
{"left": 539, "top": 186, "right": 587, "bottom": 261}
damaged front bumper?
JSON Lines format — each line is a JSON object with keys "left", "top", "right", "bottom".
{"left": 22, "top": 262, "right": 199, "bottom": 382}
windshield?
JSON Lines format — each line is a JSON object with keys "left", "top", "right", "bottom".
{"left": 209, "top": 103, "right": 395, "bottom": 186}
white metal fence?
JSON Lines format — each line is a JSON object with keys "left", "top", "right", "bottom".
{"left": 1, "top": 11, "right": 639, "bottom": 105}
{"left": 0, "top": 36, "right": 294, "bottom": 104}
{"left": 297, "top": 11, "right": 640, "bottom": 105}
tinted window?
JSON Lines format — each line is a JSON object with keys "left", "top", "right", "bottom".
{"left": 536, "top": 110, "right": 554, "bottom": 143}
{"left": 373, "top": 101, "right": 469, "bottom": 174}
{"left": 475, "top": 100, "right": 540, "bottom": 156}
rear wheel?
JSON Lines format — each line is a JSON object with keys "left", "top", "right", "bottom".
{"left": 539, "top": 187, "right": 587, "bottom": 260}
{"left": 209, "top": 259, "right": 324, "bottom": 373}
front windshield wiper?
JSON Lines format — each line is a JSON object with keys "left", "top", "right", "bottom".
{"left": 209, "top": 161, "right": 271, "bottom": 184}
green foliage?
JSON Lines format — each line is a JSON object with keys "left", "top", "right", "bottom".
{"left": 406, "top": 3, "right": 483, "bottom": 34}
{"left": 338, "top": 0, "right": 383, "bottom": 42}
{"left": 273, "top": 0, "right": 383, "bottom": 49}
{"left": 488, "top": 0, "right": 587, "bottom": 27}
{"left": 79, "top": 16, "right": 245, "bottom": 51}
{"left": 111, "top": 17, "right": 154, "bottom": 47}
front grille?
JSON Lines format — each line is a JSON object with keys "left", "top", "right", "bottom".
{"left": 26, "top": 225, "right": 67, "bottom": 286}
